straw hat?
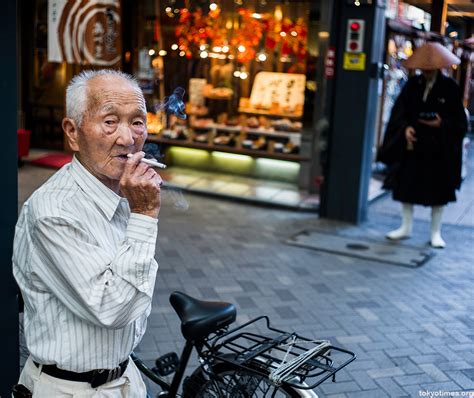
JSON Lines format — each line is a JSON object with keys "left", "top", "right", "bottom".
{"left": 403, "top": 42, "right": 460, "bottom": 70}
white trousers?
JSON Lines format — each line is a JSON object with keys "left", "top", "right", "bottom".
{"left": 17, "top": 357, "right": 147, "bottom": 397}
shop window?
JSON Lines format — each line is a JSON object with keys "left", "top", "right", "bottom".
{"left": 131, "top": 0, "right": 325, "bottom": 184}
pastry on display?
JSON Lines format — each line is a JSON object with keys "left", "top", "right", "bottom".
{"left": 210, "top": 87, "right": 233, "bottom": 98}
{"left": 274, "top": 140, "right": 300, "bottom": 154}
{"left": 192, "top": 118, "right": 214, "bottom": 128}
{"left": 214, "top": 133, "right": 236, "bottom": 147}
{"left": 187, "top": 103, "right": 209, "bottom": 116}
{"left": 271, "top": 118, "right": 302, "bottom": 132}
{"left": 193, "top": 131, "right": 209, "bottom": 143}
{"left": 225, "top": 117, "right": 239, "bottom": 126}
{"left": 246, "top": 116, "right": 259, "bottom": 128}
{"left": 241, "top": 136, "right": 267, "bottom": 151}
{"left": 162, "top": 127, "right": 188, "bottom": 140}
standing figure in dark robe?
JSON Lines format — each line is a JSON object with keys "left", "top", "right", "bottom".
{"left": 378, "top": 42, "right": 467, "bottom": 248}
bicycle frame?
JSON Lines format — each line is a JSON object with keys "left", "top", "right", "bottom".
{"left": 132, "top": 339, "right": 195, "bottom": 398}
{"left": 132, "top": 314, "right": 355, "bottom": 398}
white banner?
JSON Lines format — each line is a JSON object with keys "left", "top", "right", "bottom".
{"left": 48, "top": 0, "right": 122, "bottom": 66}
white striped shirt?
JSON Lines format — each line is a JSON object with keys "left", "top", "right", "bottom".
{"left": 13, "top": 156, "right": 159, "bottom": 372}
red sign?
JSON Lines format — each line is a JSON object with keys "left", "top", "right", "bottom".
{"left": 325, "top": 47, "right": 336, "bottom": 79}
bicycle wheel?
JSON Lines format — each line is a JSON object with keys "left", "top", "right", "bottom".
{"left": 182, "top": 359, "right": 300, "bottom": 398}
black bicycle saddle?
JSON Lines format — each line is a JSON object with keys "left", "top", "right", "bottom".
{"left": 170, "top": 291, "right": 237, "bottom": 341}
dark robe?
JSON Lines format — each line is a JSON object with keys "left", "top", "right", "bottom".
{"left": 377, "top": 72, "right": 467, "bottom": 206}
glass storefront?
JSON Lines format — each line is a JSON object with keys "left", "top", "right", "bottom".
{"left": 130, "top": 0, "right": 327, "bottom": 188}
{"left": 22, "top": 0, "right": 329, "bottom": 191}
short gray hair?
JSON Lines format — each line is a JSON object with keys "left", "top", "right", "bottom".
{"left": 65, "top": 69, "right": 142, "bottom": 127}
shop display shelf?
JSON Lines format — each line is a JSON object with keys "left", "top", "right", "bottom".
{"left": 189, "top": 123, "right": 301, "bottom": 138}
{"left": 146, "top": 135, "right": 309, "bottom": 162}
{"left": 237, "top": 107, "right": 303, "bottom": 120}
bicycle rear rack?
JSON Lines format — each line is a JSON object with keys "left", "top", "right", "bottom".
{"left": 209, "top": 316, "right": 356, "bottom": 390}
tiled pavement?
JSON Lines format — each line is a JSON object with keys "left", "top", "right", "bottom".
{"left": 17, "top": 152, "right": 474, "bottom": 397}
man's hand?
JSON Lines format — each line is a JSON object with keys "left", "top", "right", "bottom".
{"left": 120, "top": 152, "right": 162, "bottom": 219}
{"left": 418, "top": 113, "right": 442, "bottom": 128}
{"left": 405, "top": 126, "right": 417, "bottom": 144}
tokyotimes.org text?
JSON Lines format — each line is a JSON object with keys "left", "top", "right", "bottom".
{"left": 419, "top": 390, "right": 474, "bottom": 397}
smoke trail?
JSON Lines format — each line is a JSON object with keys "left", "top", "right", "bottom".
{"left": 145, "top": 88, "right": 190, "bottom": 211}
{"left": 155, "top": 86, "right": 187, "bottom": 120}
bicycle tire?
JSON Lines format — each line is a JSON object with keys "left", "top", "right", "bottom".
{"left": 182, "top": 357, "right": 301, "bottom": 398}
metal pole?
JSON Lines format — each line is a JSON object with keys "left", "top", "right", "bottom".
{"left": 319, "top": 0, "right": 386, "bottom": 223}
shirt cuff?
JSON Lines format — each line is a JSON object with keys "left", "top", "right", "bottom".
{"left": 126, "top": 213, "right": 158, "bottom": 243}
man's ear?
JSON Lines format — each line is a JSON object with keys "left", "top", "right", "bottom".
{"left": 62, "top": 118, "right": 80, "bottom": 152}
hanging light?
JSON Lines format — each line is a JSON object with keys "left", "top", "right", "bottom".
{"left": 257, "top": 51, "right": 267, "bottom": 62}
{"left": 200, "top": 51, "right": 209, "bottom": 58}
{"left": 222, "top": 45, "right": 229, "bottom": 53}
{"left": 148, "top": 49, "right": 156, "bottom": 56}
{"left": 233, "top": 70, "right": 241, "bottom": 77}
{"left": 171, "top": 44, "right": 178, "bottom": 50}
{"left": 179, "top": 51, "right": 186, "bottom": 57}
{"left": 200, "top": 44, "right": 207, "bottom": 51}
{"left": 280, "top": 32, "right": 287, "bottom": 37}
{"left": 291, "top": 31, "right": 297, "bottom": 37}
{"left": 159, "top": 50, "right": 167, "bottom": 56}
{"left": 238, "top": 45, "right": 246, "bottom": 53}
{"left": 240, "top": 72, "right": 248, "bottom": 79}
{"left": 209, "top": 2, "right": 218, "bottom": 11}
{"left": 165, "top": 7, "right": 172, "bottom": 13}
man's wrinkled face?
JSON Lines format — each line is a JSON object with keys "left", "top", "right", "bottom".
{"left": 69, "top": 76, "right": 147, "bottom": 190}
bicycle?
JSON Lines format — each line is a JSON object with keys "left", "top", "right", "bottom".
{"left": 132, "top": 291, "right": 356, "bottom": 397}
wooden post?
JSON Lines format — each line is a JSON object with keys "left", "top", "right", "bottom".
{"left": 431, "top": 0, "right": 448, "bottom": 35}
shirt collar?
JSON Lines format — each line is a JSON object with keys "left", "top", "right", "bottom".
{"left": 69, "top": 155, "right": 123, "bottom": 221}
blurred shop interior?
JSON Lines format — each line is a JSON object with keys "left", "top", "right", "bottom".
{"left": 18, "top": 0, "right": 474, "bottom": 209}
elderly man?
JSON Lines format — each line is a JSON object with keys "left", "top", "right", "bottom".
{"left": 13, "top": 70, "right": 162, "bottom": 397}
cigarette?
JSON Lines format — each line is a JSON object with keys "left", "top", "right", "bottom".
{"left": 127, "top": 154, "right": 167, "bottom": 169}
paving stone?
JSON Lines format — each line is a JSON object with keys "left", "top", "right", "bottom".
{"left": 349, "top": 370, "right": 378, "bottom": 390}
{"left": 274, "top": 305, "right": 298, "bottom": 319}
{"left": 273, "top": 288, "right": 298, "bottom": 301}
{"left": 418, "top": 364, "right": 450, "bottom": 382}
{"left": 419, "top": 381, "right": 464, "bottom": 392}
{"left": 393, "top": 373, "right": 434, "bottom": 386}
{"left": 410, "top": 354, "right": 446, "bottom": 365}
{"left": 335, "top": 335, "right": 371, "bottom": 344}
{"left": 319, "top": 380, "right": 360, "bottom": 395}
{"left": 462, "top": 368, "right": 474, "bottom": 380}
{"left": 235, "top": 296, "right": 257, "bottom": 309}
{"left": 385, "top": 348, "right": 417, "bottom": 358}
{"left": 374, "top": 377, "right": 410, "bottom": 397}
{"left": 391, "top": 356, "right": 422, "bottom": 375}
{"left": 446, "top": 370, "right": 474, "bottom": 390}
{"left": 341, "top": 389, "right": 389, "bottom": 398}
{"left": 367, "top": 367, "right": 405, "bottom": 379}
{"left": 437, "top": 360, "right": 473, "bottom": 371}
{"left": 355, "top": 308, "right": 379, "bottom": 321}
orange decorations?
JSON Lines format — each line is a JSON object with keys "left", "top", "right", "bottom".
{"left": 174, "top": 5, "right": 308, "bottom": 70}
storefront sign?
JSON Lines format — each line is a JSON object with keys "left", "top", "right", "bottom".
{"left": 325, "top": 47, "right": 336, "bottom": 79}
{"left": 343, "top": 52, "right": 366, "bottom": 71}
{"left": 48, "top": 0, "right": 122, "bottom": 66}
{"left": 249, "top": 72, "right": 306, "bottom": 112}
{"left": 189, "top": 79, "right": 207, "bottom": 106}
